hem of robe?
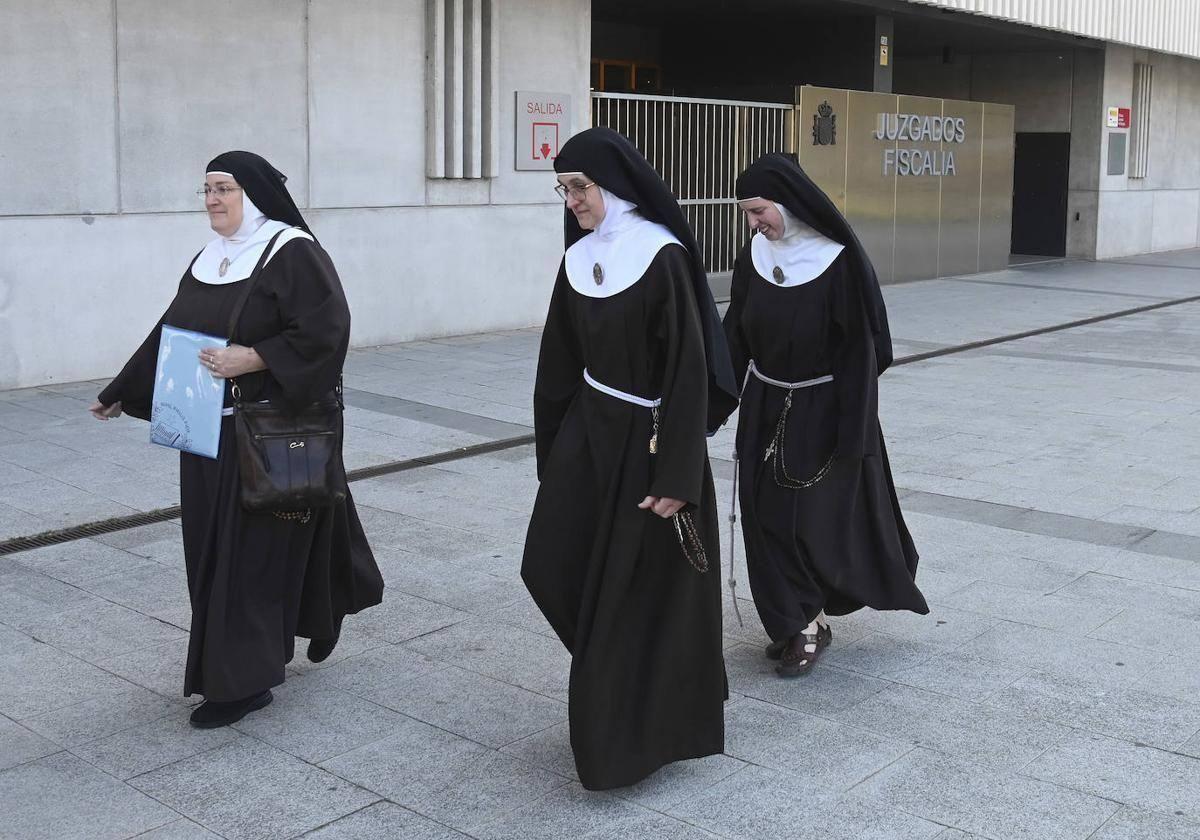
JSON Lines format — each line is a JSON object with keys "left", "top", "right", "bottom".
{"left": 577, "top": 738, "right": 725, "bottom": 791}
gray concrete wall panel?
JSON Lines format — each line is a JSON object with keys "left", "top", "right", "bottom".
{"left": 309, "top": 0, "right": 427, "bottom": 208}
{"left": 970, "top": 52, "right": 1073, "bottom": 134}
{"left": 0, "top": 1, "right": 118, "bottom": 215}
{"left": 116, "top": 0, "right": 309, "bottom": 212}
{"left": 490, "top": 0, "right": 590, "bottom": 206}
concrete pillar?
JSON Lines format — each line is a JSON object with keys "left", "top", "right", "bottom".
{"left": 874, "top": 15, "right": 893, "bottom": 94}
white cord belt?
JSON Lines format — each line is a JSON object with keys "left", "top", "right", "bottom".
{"left": 583, "top": 369, "right": 662, "bottom": 408}
{"left": 746, "top": 359, "right": 833, "bottom": 391}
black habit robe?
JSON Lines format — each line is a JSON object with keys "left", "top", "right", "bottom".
{"left": 724, "top": 246, "right": 928, "bottom": 641}
{"left": 99, "top": 237, "right": 384, "bottom": 701}
{"left": 522, "top": 243, "right": 725, "bottom": 791}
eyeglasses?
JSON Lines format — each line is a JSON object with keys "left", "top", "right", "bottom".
{"left": 196, "top": 185, "right": 242, "bottom": 199}
{"left": 554, "top": 182, "right": 596, "bottom": 202}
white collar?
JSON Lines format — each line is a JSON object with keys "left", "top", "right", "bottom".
{"left": 191, "top": 179, "right": 314, "bottom": 284}
{"left": 749, "top": 202, "right": 844, "bottom": 288}
{"left": 564, "top": 187, "right": 680, "bottom": 298}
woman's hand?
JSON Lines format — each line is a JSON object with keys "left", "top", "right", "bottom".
{"left": 638, "top": 495, "right": 685, "bottom": 518}
{"left": 89, "top": 400, "right": 122, "bottom": 420}
{"left": 199, "top": 344, "right": 267, "bottom": 379}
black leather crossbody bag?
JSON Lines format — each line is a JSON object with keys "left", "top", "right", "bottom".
{"left": 226, "top": 231, "right": 347, "bottom": 514}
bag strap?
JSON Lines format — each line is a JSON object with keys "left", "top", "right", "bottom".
{"left": 226, "top": 229, "right": 289, "bottom": 344}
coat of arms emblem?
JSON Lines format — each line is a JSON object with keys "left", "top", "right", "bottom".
{"left": 812, "top": 100, "right": 836, "bottom": 146}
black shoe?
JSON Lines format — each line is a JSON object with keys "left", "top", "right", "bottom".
{"left": 189, "top": 690, "right": 273, "bottom": 729}
{"left": 306, "top": 637, "right": 338, "bottom": 663}
{"left": 766, "top": 623, "right": 831, "bottom": 660}
{"left": 306, "top": 619, "right": 343, "bottom": 663}
{"left": 775, "top": 622, "right": 833, "bottom": 678}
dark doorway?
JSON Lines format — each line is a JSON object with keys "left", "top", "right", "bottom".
{"left": 1011, "top": 132, "right": 1071, "bottom": 257}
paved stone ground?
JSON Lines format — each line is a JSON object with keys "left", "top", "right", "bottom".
{"left": 2, "top": 254, "right": 1200, "bottom": 839}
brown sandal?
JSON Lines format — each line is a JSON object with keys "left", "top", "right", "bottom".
{"left": 774, "top": 624, "right": 831, "bottom": 678}
{"left": 766, "top": 623, "right": 831, "bottom": 660}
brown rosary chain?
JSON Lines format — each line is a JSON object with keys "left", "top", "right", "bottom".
{"left": 672, "top": 509, "right": 709, "bottom": 573}
{"left": 762, "top": 389, "right": 836, "bottom": 490}
{"left": 272, "top": 509, "right": 312, "bottom": 524}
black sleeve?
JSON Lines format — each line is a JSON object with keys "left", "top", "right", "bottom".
{"left": 251, "top": 240, "right": 351, "bottom": 410}
{"left": 97, "top": 270, "right": 192, "bottom": 421}
{"left": 709, "top": 249, "right": 752, "bottom": 431}
{"left": 532, "top": 264, "right": 583, "bottom": 480}
{"left": 830, "top": 256, "right": 879, "bottom": 461}
{"left": 647, "top": 246, "right": 709, "bottom": 507}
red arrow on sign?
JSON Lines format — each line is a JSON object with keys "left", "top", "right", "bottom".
{"left": 540, "top": 143, "right": 552, "bottom": 159}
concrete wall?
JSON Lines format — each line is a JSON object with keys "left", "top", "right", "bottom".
{"left": 0, "top": 0, "right": 590, "bottom": 389}
{"left": 894, "top": 50, "right": 1074, "bottom": 133}
{"left": 1089, "top": 45, "right": 1200, "bottom": 259}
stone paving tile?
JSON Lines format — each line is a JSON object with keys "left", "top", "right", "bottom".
{"left": 0, "top": 642, "right": 137, "bottom": 720}
{"left": 0, "top": 714, "right": 61, "bottom": 771}
{"left": 498, "top": 721, "right": 578, "bottom": 780}
{"left": 378, "top": 665, "right": 567, "bottom": 748}
{"left": 667, "top": 764, "right": 943, "bottom": 840}
{"left": 841, "top": 603, "right": 999, "bottom": 650}
{"left": 832, "top": 683, "right": 1074, "bottom": 772}
{"left": 130, "top": 739, "right": 379, "bottom": 840}
{"left": 723, "top": 697, "right": 912, "bottom": 780}
{"left": 613, "top": 752, "right": 748, "bottom": 813}
{"left": 956, "top": 620, "right": 1167, "bottom": 691}
{"left": 400, "top": 617, "right": 571, "bottom": 702}
{"left": 1087, "top": 608, "right": 1200, "bottom": 656}
{"left": 11, "top": 539, "right": 162, "bottom": 588}
{"left": 303, "top": 801, "right": 473, "bottom": 839}
{"left": 1054, "top": 572, "right": 1200, "bottom": 619}
{"left": 70, "top": 707, "right": 238, "bottom": 780}
{"left": 80, "top": 562, "right": 193, "bottom": 632}
{"left": 10, "top": 599, "right": 187, "bottom": 664}
{"left": 320, "top": 715, "right": 567, "bottom": 833}
{"left": 229, "top": 683, "right": 410, "bottom": 764}
{"left": 851, "top": 748, "right": 1119, "bottom": 840}
{"left": 94, "top": 637, "right": 190, "bottom": 700}
{"left": 820, "top": 631, "right": 943, "bottom": 678}
{"left": 1026, "top": 732, "right": 1200, "bottom": 822}
{"left": 474, "top": 784, "right": 723, "bottom": 840}
{"left": 1088, "top": 808, "right": 1200, "bottom": 840}
{"left": 288, "top": 640, "right": 448, "bottom": 699}
{"left": 22, "top": 682, "right": 178, "bottom": 749}
{"left": 940, "top": 579, "right": 1125, "bottom": 635}
{"left": 888, "top": 650, "right": 1031, "bottom": 702}
{"left": 129, "top": 820, "right": 224, "bottom": 839}
{"left": 377, "top": 549, "right": 528, "bottom": 614}
{"left": 725, "top": 643, "right": 894, "bottom": 719}
{"left": 0, "top": 565, "right": 100, "bottom": 627}
{"left": 352, "top": 590, "right": 473, "bottom": 645}
{"left": 0, "top": 752, "right": 178, "bottom": 840}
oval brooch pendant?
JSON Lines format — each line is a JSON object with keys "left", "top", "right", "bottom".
{"left": 593, "top": 263, "right": 604, "bottom": 285}
{"left": 219, "top": 257, "right": 231, "bottom": 278}
{"left": 772, "top": 266, "right": 785, "bottom": 284}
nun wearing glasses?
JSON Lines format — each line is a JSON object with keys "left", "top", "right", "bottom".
{"left": 89, "top": 151, "right": 382, "bottom": 729}
{"left": 722, "top": 153, "right": 927, "bottom": 679}
{"left": 521, "top": 127, "right": 739, "bottom": 790}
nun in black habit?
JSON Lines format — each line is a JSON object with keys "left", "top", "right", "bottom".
{"left": 721, "top": 153, "right": 927, "bottom": 678}
{"left": 89, "top": 151, "right": 383, "bottom": 727}
{"left": 521, "top": 128, "right": 740, "bottom": 790}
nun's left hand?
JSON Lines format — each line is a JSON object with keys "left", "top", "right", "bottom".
{"left": 638, "top": 495, "right": 685, "bottom": 518}
{"left": 199, "top": 344, "right": 267, "bottom": 379}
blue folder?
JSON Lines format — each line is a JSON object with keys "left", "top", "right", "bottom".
{"left": 150, "top": 325, "right": 228, "bottom": 459}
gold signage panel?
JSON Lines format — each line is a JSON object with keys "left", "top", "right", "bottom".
{"left": 845, "top": 91, "right": 899, "bottom": 285}
{"left": 892, "top": 95, "right": 944, "bottom": 283}
{"left": 796, "top": 86, "right": 849, "bottom": 214}
{"left": 938, "top": 99, "right": 984, "bottom": 277}
{"left": 980, "top": 103, "right": 1015, "bottom": 272}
